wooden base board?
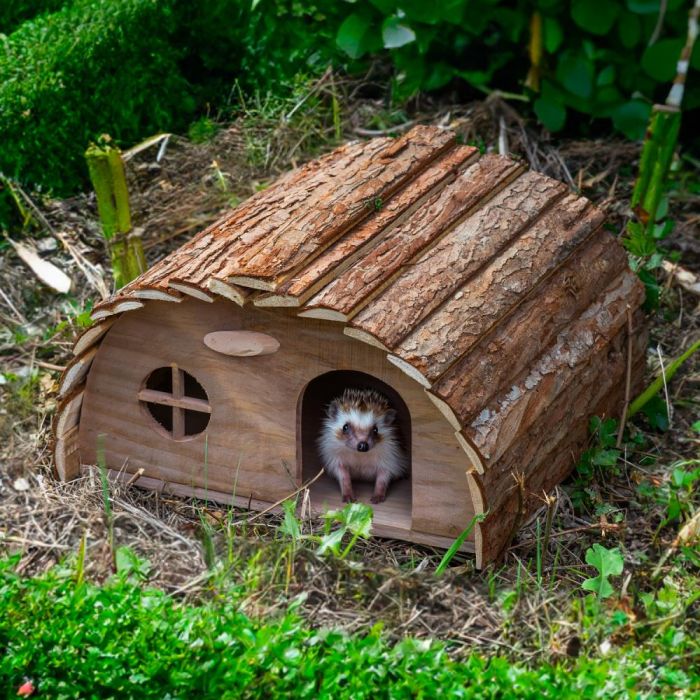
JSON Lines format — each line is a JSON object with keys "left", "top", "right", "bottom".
{"left": 99, "top": 466, "right": 473, "bottom": 553}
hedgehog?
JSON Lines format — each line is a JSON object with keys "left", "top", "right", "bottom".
{"left": 318, "top": 388, "right": 407, "bottom": 504}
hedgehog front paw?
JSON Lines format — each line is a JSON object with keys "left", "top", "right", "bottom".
{"left": 370, "top": 494, "right": 386, "bottom": 504}
{"left": 342, "top": 494, "right": 356, "bottom": 503}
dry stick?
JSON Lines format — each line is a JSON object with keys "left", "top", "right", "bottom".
{"left": 656, "top": 345, "right": 672, "bottom": 428}
{"left": 616, "top": 306, "right": 634, "bottom": 447}
{"left": 231, "top": 469, "right": 325, "bottom": 526}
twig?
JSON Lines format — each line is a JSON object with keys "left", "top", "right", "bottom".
{"left": 648, "top": 0, "right": 668, "bottom": 47}
{"left": 231, "top": 469, "right": 325, "bottom": 526}
{"left": 353, "top": 121, "right": 416, "bottom": 137}
{"left": 656, "top": 344, "right": 672, "bottom": 428}
{"left": 616, "top": 306, "right": 634, "bottom": 447}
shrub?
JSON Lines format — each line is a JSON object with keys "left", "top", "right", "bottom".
{"left": 0, "top": 0, "right": 192, "bottom": 196}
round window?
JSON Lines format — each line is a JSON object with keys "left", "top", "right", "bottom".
{"left": 139, "top": 365, "right": 211, "bottom": 440}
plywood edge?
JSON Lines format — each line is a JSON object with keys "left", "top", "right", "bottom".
{"left": 387, "top": 354, "right": 431, "bottom": 388}
{"left": 228, "top": 275, "right": 276, "bottom": 291}
{"left": 454, "top": 431, "right": 485, "bottom": 474}
{"left": 168, "top": 281, "right": 215, "bottom": 303}
{"left": 91, "top": 299, "right": 143, "bottom": 321}
{"left": 207, "top": 277, "right": 251, "bottom": 306}
{"left": 73, "top": 318, "right": 116, "bottom": 356}
{"left": 132, "top": 288, "right": 183, "bottom": 302}
{"left": 55, "top": 424, "right": 80, "bottom": 481}
{"left": 343, "top": 327, "right": 389, "bottom": 351}
{"left": 54, "top": 387, "right": 84, "bottom": 439}
{"left": 253, "top": 293, "right": 300, "bottom": 308}
{"left": 297, "top": 308, "right": 348, "bottom": 322}
{"left": 58, "top": 346, "right": 98, "bottom": 398}
{"left": 424, "top": 390, "right": 462, "bottom": 431}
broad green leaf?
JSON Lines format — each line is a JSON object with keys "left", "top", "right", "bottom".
{"left": 382, "top": 16, "right": 416, "bottom": 49}
{"left": 572, "top": 0, "right": 619, "bottom": 35}
{"left": 543, "top": 17, "right": 563, "bottom": 53}
{"left": 336, "top": 13, "right": 373, "bottom": 59}
{"left": 612, "top": 99, "right": 651, "bottom": 140}
{"left": 597, "top": 65, "right": 616, "bottom": 86}
{"left": 556, "top": 52, "right": 594, "bottom": 98}
{"left": 534, "top": 95, "right": 566, "bottom": 131}
{"left": 618, "top": 12, "right": 641, "bottom": 48}
{"left": 279, "top": 499, "right": 302, "bottom": 540}
{"left": 581, "top": 544, "right": 624, "bottom": 598}
{"left": 642, "top": 39, "right": 683, "bottom": 82}
{"left": 626, "top": 0, "right": 661, "bottom": 14}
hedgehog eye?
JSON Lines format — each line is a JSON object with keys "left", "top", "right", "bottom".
{"left": 372, "top": 425, "right": 379, "bottom": 436}
{"left": 342, "top": 424, "right": 349, "bottom": 433}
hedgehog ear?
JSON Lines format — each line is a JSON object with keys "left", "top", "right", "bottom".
{"left": 326, "top": 401, "right": 339, "bottom": 420}
{"left": 384, "top": 408, "right": 397, "bottom": 425}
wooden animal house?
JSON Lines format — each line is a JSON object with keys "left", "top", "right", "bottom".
{"left": 54, "top": 126, "right": 647, "bottom": 566}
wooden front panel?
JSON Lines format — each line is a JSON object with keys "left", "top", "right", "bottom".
{"left": 78, "top": 299, "right": 473, "bottom": 538}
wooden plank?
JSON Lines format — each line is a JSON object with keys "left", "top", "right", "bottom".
{"left": 391, "top": 193, "right": 606, "bottom": 385}
{"left": 54, "top": 389, "right": 84, "bottom": 439}
{"left": 259, "top": 145, "right": 479, "bottom": 306}
{"left": 349, "top": 170, "right": 568, "bottom": 349}
{"left": 431, "top": 229, "right": 629, "bottom": 424}
{"left": 73, "top": 318, "right": 116, "bottom": 356}
{"left": 478, "top": 312, "right": 647, "bottom": 518}
{"left": 58, "top": 346, "right": 98, "bottom": 398}
{"left": 137, "top": 389, "right": 212, "bottom": 413}
{"left": 476, "top": 327, "right": 646, "bottom": 566}
{"left": 91, "top": 299, "right": 143, "bottom": 321}
{"left": 171, "top": 364, "right": 185, "bottom": 439}
{"left": 226, "top": 126, "right": 457, "bottom": 288}
{"left": 55, "top": 424, "right": 81, "bottom": 481}
{"left": 464, "top": 270, "right": 644, "bottom": 463}
{"left": 301, "top": 155, "right": 525, "bottom": 320}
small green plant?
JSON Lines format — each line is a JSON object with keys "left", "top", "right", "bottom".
{"left": 318, "top": 502, "right": 373, "bottom": 559}
{"left": 572, "top": 416, "right": 621, "bottom": 510}
{"left": 188, "top": 116, "right": 221, "bottom": 143}
{"left": 581, "top": 543, "right": 624, "bottom": 599}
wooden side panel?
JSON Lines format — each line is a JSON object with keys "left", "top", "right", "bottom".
{"left": 465, "top": 270, "right": 644, "bottom": 463}
{"left": 476, "top": 315, "right": 648, "bottom": 565}
{"left": 349, "top": 171, "right": 567, "bottom": 348}
{"left": 432, "top": 229, "right": 629, "bottom": 423}
{"left": 392, "top": 194, "right": 606, "bottom": 384}
{"left": 78, "top": 299, "right": 473, "bottom": 538}
{"left": 302, "top": 155, "right": 524, "bottom": 319}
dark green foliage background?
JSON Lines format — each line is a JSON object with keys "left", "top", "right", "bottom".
{"left": 0, "top": 0, "right": 697, "bottom": 198}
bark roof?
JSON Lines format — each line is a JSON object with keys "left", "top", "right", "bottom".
{"left": 87, "top": 125, "right": 639, "bottom": 470}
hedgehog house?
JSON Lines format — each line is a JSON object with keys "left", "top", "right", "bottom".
{"left": 54, "top": 126, "right": 647, "bottom": 567}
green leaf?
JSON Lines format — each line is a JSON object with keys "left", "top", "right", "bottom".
{"left": 618, "top": 12, "right": 641, "bottom": 48}
{"left": 626, "top": 0, "right": 662, "bottom": 14}
{"left": 336, "top": 13, "right": 373, "bottom": 59}
{"left": 581, "top": 544, "right": 624, "bottom": 599}
{"left": 543, "top": 17, "right": 563, "bottom": 53}
{"left": 382, "top": 16, "right": 416, "bottom": 49}
{"left": 642, "top": 39, "right": 683, "bottom": 82}
{"left": 692, "top": 421, "right": 700, "bottom": 434}
{"left": 612, "top": 99, "right": 651, "bottom": 140}
{"left": 556, "top": 52, "right": 594, "bottom": 98}
{"left": 534, "top": 83, "right": 567, "bottom": 131}
{"left": 571, "top": 0, "right": 619, "bottom": 35}
{"left": 279, "top": 499, "right": 302, "bottom": 540}
{"left": 641, "top": 394, "right": 669, "bottom": 431}
{"left": 597, "top": 65, "right": 616, "bottom": 86}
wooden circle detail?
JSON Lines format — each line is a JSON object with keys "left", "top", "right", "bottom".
{"left": 203, "top": 330, "right": 280, "bottom": 357}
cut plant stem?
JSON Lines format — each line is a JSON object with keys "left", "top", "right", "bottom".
{"left": 85, "top": 141, "right": 145, "bottom": 288}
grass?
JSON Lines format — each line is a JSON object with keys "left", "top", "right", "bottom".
{"left": 0, "top": 552, "right": 698, "bottom": 699}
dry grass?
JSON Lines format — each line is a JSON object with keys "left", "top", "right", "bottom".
{"left": 1, "top": 79, "right": 698, "bottom": 660}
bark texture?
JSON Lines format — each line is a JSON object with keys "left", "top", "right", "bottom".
{"left": 304, "top": 155, "right": 524, "bottom": 318}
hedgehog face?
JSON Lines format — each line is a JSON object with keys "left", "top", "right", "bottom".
{"left": 326, "top": 388, "right": 397, "bottom": 453}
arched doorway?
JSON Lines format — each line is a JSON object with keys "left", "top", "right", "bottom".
{"left": 298, "top": 370, "right": 412, "bottom": 522}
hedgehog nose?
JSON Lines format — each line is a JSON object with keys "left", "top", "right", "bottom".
{"left": 357, "top": 441, "right": 369, "bottom": 452}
